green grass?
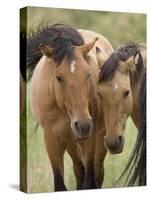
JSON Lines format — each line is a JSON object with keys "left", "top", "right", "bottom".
{"left": 25, "top": 7, "right": 146, "bottom": 48}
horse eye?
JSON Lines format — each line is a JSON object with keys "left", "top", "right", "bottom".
{"left": 123, "top": 90, "right": 130, "bottom": 98}
{"left": 56, "top": 75, "right": 63, "bottom": 82}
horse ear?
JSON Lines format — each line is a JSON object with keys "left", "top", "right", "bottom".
{"left": 77, "top": 37, "right": 99, "bottom": 55}
{"left": 96, "top": 47, "right": 106, "bottom": 69}
{"left": 119, "top": 55, "right": 138, "bottom": 74}
{"left": 134, "top": 52, "right": 140, "bottom": 65}
{"left": 39, "top": 43, "right": 53, "bottom": 57}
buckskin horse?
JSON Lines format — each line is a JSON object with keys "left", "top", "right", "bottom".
{"left": 95, "top": 43, "right": 146, "bottom": 186}
{"left": 27, "top": 24, "right": 113, "bottom": 191}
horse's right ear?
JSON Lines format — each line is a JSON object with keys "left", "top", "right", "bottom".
{"left": 39, "top": 43, "right": 53, "bottom": 57}
{"left": 119, "top": 54, "right": 138, "bottom": 74}
{"left": 134, "top": 52, "right": 140, "bottom": 65}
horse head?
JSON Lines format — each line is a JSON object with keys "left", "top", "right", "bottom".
{"left": 39, "top": 37, "right": 98, "bottom": 140}
{"left": 96, "top": 44, "right": 142, "bottom": 154}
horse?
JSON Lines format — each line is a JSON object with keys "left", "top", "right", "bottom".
{"left": 27, "top": 24, "right": 113, "bottom": 191}
{"left": 95, "top": 42, "right": 146, "bottom": 186}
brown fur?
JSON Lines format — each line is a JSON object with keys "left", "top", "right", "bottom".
{"left": 30, "top": 29, "right": 113, "bottom": 191}
{"left": 90, "top": 44, "right": 146, "bottom": 188}
{"left": 97, "top": 44, "right": 146, "bottom": 155}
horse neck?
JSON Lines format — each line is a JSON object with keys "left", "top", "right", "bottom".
{"left": 87, "top": 55, "right": 99, "bottom": 99}
{"left": 87, "top": 56, "right": 101, "bottom": 129}
{"left": 88, "top": 56, "right": 99, "bottom": 92}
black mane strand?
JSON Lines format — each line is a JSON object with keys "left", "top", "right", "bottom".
{"left": 99, "top": 43, "right": 145, "bottom": 83}
{"left": 27, "top": 24, "right": 84, "bottom": 78}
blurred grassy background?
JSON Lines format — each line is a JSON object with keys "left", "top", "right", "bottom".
{"left": 22, "top": 7, "right": 146, "bottom": 192}
{"left": 27, "top": 7, "right": 146, "bottom": 47}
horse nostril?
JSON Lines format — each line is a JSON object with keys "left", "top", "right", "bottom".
{"left": 118, "top": 135, "right": 122, "bottom": 144}
{"left": 74, "top": 121, "right": 80, "bottom": 130}
{"left": 90, "top": 118, "right": 93, "bottom": 123}
{"left": 83, "top": 123, "right": 91, "bottom": 132}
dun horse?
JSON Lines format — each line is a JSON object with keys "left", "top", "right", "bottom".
{"left": 95, "top": 43, "right": 146, "bottom": 186}
{"left": 27, "top": 24, "right": 113, "bottom": 191}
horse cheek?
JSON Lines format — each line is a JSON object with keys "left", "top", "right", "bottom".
{"left": 55, "top": 84, "right": 65, "bottom": 109}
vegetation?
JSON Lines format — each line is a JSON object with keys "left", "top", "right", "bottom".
{"left": 27, "top": 7, "right": 146, "bottom": 47}
{"left": 21, "top": 6, "right": 146, "bottom": 192}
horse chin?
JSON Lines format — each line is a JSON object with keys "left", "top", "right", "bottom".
{"left": 72, "top": 129, "right": 90, "bottom": 141}
{"left": 71, "top": 124, "right": 90, "bottom": 141}
{"left": 71, "top": 119, "right": 92, "bottom": 141}
{"left": 104, "top": 138, "right": 124, "bottom": 154}
{"left": 108, "top": 146, "right": 123, "bottom": 154}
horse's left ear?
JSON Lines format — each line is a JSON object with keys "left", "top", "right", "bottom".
{"left": 134, "top": 52, "right": 140, "bottom": 65}
{"left": 39, "top": 43, "right": 53, "bottom": 57}
{"left": 77, "top": 37, "right": 99, "bottom": 55}
{"left": 119, "top": 53, "right": 139, "bottom": 74}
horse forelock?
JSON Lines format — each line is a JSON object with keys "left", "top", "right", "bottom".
{"left": 99, "top": 42, "right": 145, "bottom": 83}
{"left": 27, "top": 24, "right": 84, "bottom": 68}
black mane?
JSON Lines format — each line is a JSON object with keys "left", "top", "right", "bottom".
{"left": 27, "top": 24, "right": 84, "bottom": 71}
{"left": 99, "top": 43, "right": 145, "bottom": 83}
{"left": 129, "top": 68, "right": 146, "bottom": 185}
{"left": 118, "top": 68, "right": 146, "bottom": 186}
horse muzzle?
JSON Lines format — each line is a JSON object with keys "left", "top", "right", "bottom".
{"left": 72, "top": 118, "right": 93, "bottom": 140}
{"left": 104, "top": 135, "right": 125, "bottom": 154}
